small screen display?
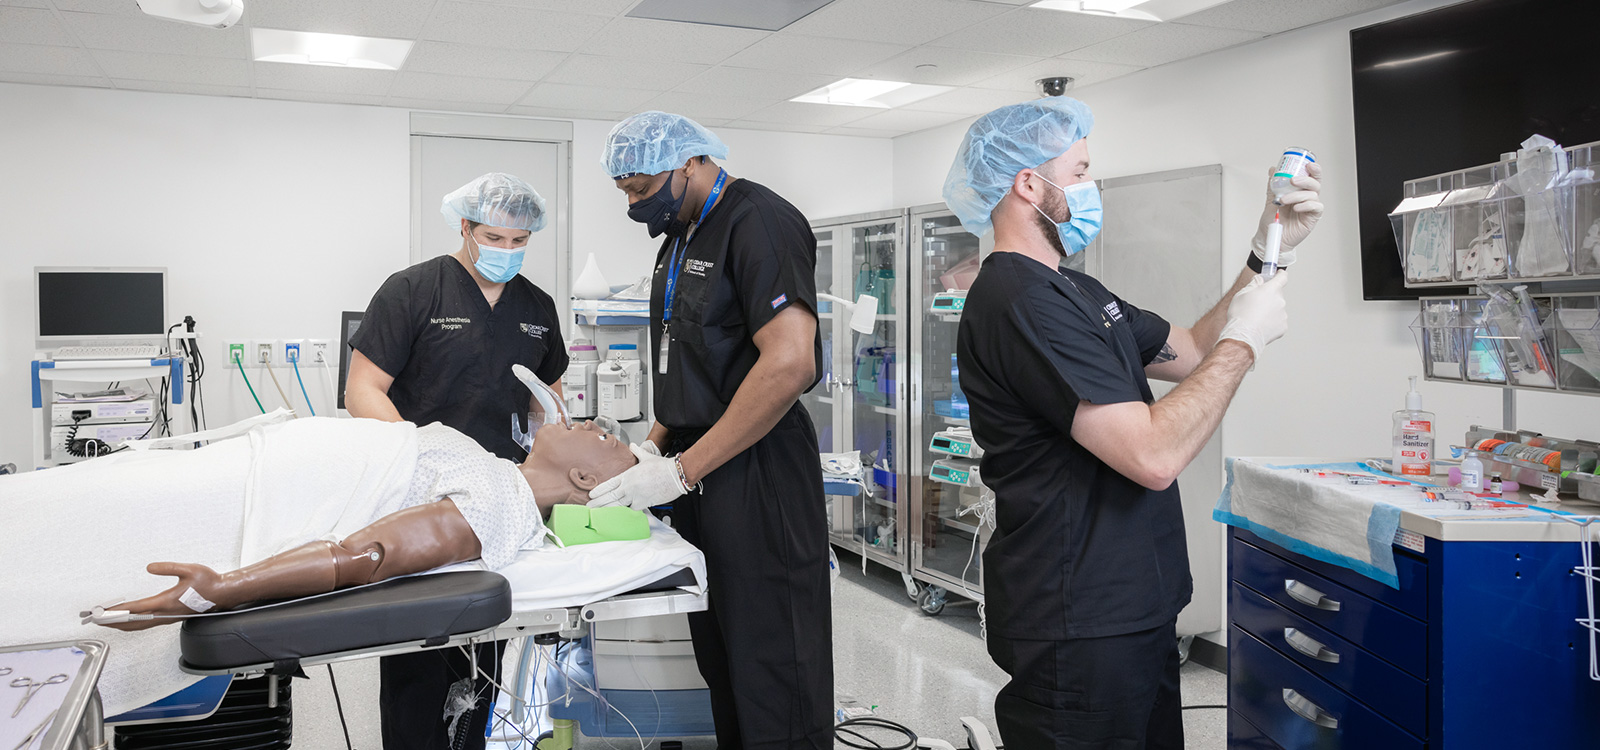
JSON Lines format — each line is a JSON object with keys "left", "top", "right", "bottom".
{"left": 38, "top": 271, "right": 164, "bottom": 337}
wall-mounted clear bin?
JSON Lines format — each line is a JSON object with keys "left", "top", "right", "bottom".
{"left": 1553, "top": 295, "right": 1600, "bottom": 393}
{"left": 1410, "top": 298, "right": 1469, "bottom": 381}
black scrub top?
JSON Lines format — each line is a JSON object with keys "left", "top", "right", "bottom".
{"left": 956, "top": 252, "right": 1192, "bottom": 641}
{"left": 350, "top": 255, "right": 568, "bottom": 461}
{"left": 648, "top": 179, "right": 823, "bottom": 432}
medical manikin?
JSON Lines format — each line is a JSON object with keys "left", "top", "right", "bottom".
{"left": 89, "top": 376, "right": 635, "bottom": 631}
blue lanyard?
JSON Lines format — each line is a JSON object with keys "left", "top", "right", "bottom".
{"left": 663, "top": 168, "right": 727, "bottom": 324}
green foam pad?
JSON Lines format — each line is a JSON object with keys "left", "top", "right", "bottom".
{"left": 548, "top": 505, "right": 652, "bottom": 546}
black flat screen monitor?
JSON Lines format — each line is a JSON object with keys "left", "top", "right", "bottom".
{"left": 1351, "top": 0, "right": 1600, "bottom": 300}
{"left": 36, "top": 268, "right": 166, "bottom": 339}
{"left": 337, "top": 311, "right": 363, "bottom": 410}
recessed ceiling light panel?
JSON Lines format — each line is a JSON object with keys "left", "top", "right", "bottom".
{"left": 251, "top": 28, "right": 413, "bottom": 70}
{"left": 791, "top": 78, "right": 953, "bottom": 108}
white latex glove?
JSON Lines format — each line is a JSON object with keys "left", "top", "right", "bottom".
{"left": 1252, "top": 161, "right": 1324, "bottom": 267}
{"left": 638, "top": 440, "right": 661, "bottom": 457}
{"left": 588, "top": 443, "right": 688, "bottom": 511}
{"left": 1218, "top": 271, "right": 1290, "bottom": 366}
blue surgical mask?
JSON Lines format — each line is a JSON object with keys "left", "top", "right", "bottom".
{"left": 471, "top": 235, "right": 525, "bottom": 283}
{"left": 1032, "top": 175, "right": 1103, "bottom": 256}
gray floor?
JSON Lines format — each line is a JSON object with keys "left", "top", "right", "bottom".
{"left": 279, "top": 555, "right": 1228, "bottom": 749}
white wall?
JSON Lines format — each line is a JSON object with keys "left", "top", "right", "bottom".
{"left": 895, "top": 0, "right": 1594, "bottom": 462}
{"left": 0, "top": 82, "right": 894, "bottom": 468}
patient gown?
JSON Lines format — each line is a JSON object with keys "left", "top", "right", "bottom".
{"left": 0, "top": 417, "right": 543, "bottom": 717}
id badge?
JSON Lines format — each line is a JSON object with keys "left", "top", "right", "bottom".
{"left": 658, "top": 328, "right": 670, "bottom": 375}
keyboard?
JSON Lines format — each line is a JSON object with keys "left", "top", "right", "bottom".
{"left": 52, "top": 345, "right": 163, "bottom": 361}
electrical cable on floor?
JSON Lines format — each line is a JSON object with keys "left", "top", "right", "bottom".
{"left": 234, "top": 352, "right": 265, "bottom": 413}
{"left": 834, "top": 716, "right": 918, "bottom": 750}
{"left": 326, "top": 665, "right": 354, "bottom": 750}
{"left": 1182, "top": 704, "right": 1227, "bottom": 710}
{"left": 292, "top": 359, "right": 316, "bottom": 417}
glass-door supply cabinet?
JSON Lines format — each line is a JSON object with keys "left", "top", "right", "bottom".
{"left": 806, "top": 209, "right": 910, "bottom": 575}
{"left": 907, "top": 205, "right": 994, "bottom": 608}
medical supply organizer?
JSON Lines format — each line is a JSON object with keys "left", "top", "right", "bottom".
{"left": 1224, "top": 470, "right": 1600, "bottom": 749}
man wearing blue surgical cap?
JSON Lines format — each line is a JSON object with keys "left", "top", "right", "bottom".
{"left": 948, "top": 97, "right": 1323, "bottom": 749}
{"left": 346, "top": 172, "right": 568, "bottom": 750}
{"left": 595, "top": 111, "right": 832, "bottom": 749}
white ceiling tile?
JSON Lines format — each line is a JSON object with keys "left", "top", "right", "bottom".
{"left": 255, "top": 88, "right": 390, "bottom": 106}
{"left": 0, "top": 7, "right": 72, "bottom": 46}
{"left": 843, "top": 107, "right": 964, "bottom": 133}
{"left": 390, "top": 71, "right": 535, "bottom": 104}
{"left": 50, "top": 0, "right": 140, "bottom": 16}
{"left": 248, "top": 0, "right": 439, "bottom": 39}
{"left": 972, "top": 56, "right": 1144, "bottom": 93}
{"left": 401, "top": 41, "right": 567, "bottom": 81}
{"left": 721, "top": 33, "right": 909, "bottom": 76}
{"left": 724, "top": 119, "right": 829, "bottom": 134}
{"left": 927, "top": 8, "right": 1150, "bottom": 57}
{"left": 855, "top": 46, "right": 1037, "bottom": 87}
{"left": 639, "top": 91, "right": 775, "bottom": 122}
{"left": 92, "top": 50, "right": 252, "bottom": 86}
{"left": 544, "top": 54, "right": 706, "bottom": 91}
{"left": 505, "top": 105, "right": 633, "bottom": 120}
{"left": 252, "top": 63, "right": 396, "bottom": 95}
{"left": 61, "top": 10, "right": 250, "bottom": 57}
{"left": 516, "top": 82, "right": 658, "bottom": 112}
{"left": 783, "top": 0, "right": 1010, "bottom": 46}
{"left": 0, "top": 71, "right": 110, "bottom": 88}
{"left": 739, "top": 100, "right": 875, "bottom": 128}
{"left": 822, "top": 126, "right": 903, "bottom": 138}
{"left": 386, "top": 98, "right": 511, "bottom": 114}
{"left": 110, "top": 79, "right": 252, "bottom": 97}
{"left": 576, "top": 17, "right": 768, "bottom": 65}
{"left": 0, "top": 43, "right": 100, "bottom": 76}
{"left": 423, "top": 3, "right": 611, "bottom": 52}
{"left": 1175, "top": 0, "right": 1405, "bottom": 34}
{"left": 1067, "top": 22, "right": 1263, "bottom": 68}
{"left": 467, "top": 0, "right": 637, "bottom": 14}
{"left": 902, "top": 86, "right": 1031, "bottom": 115}
{"left": 0, "top": 0, "right": 51, "bottom": 7}
{"left": 674, "top": 66, "right": 833, "bottom": 101}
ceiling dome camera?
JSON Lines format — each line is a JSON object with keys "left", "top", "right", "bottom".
{"left": 1036, "top": 77, "right": 1075, "bottom": 97}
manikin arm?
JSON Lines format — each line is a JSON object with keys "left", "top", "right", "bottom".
{"left": 101, "top": 499, "right": 482, "bottom": 631}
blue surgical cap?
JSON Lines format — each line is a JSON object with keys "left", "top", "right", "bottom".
{"left": 943, "top": 96, "right": 1095, "bottom": 236}
{"left": 441, "top": 172, "right": 547, "bottom": 232}
{"left": 602, "top": 111, "right": 730, "bottom": 179}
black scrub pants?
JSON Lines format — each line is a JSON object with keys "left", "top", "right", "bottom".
{"left": 379, "top": 640, "right": 505, "bottom": 750}
{"left": 987, "top": 620, "right": 1183, "bottom": 750}
{"left": 669, "top": 405, "right": 834, "bottom": 750}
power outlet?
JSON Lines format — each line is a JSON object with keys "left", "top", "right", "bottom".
{"left": 307, "top": 339, "right": 331, "bottom": 365}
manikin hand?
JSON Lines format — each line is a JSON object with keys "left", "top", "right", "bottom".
{"left": 101, "top": 561, "right": 224, "bottom": 631}
{"left": 588, "top": 443, "right": 689, "bottom": 512}
{"left": 1218, "top": 271, "right": 1290, "bottom": 365}
{"left": 1252, "top": 161, "right": 1324, "bottom": 267}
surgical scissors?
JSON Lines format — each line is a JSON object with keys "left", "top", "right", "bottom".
{"left": 10, "top": 674, "right": 67, "bottom": 718}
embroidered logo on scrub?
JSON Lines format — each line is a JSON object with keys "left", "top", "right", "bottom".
{"left": 431, "top": 316, "right": 470, "bottom": 331}
{"left": 1103, "top": 302, "right": 1123, "bottom": 322}
{"left": 771, "top": 294, "right": 787, "bottom": 309}
{"left": 686, "top": 259, "right": 716, "bottom": 277}
{"left": 520, "top": 323, "right": 548, "bottom": 339}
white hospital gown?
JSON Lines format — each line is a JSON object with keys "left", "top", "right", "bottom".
{"left": 402, "top": 423, "right": 546, "bottom": 570}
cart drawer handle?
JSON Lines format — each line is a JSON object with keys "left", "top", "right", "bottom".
{"left": 1285, "top": 579, "right": 1341, "bottom": 611}
{"left": 1282, "top": 689, "right": 1339, "bottom": 729}
{"left": 1284, "top": 628, "right": 1341, "bottom": 663}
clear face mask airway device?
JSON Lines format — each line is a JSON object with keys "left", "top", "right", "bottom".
{"left": 512, "top": 364, "right": 572, "bottom": 453}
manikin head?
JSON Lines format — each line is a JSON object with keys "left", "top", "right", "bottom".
{"left": 517, "top": 420, "right": 637, "bottom": 512}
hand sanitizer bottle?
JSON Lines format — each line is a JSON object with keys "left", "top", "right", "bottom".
{"left": 1392, "top": 376, "right": 1436, "bottom": 477}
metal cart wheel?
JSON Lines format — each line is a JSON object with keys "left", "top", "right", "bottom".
{"left": 918, "top": 585, "right": 948, "bottom": 616}
{"left": 1177, "top": 635, "right": 1194, "bottom": 667}
{"left": 902, "top": 572, "right": 922, "bottom": 602}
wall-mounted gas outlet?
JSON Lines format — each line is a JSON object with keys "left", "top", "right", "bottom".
{"left": 307, "top": 339, "right": 331, "bottom": 365}
{"left": 281, "top": 339, "right": 303, "bottom": 364}
{"left": 251, "top": 340, "right": 274, "bottom": 366}
{"left": 226, "top": 341, "right": 248, "bottom": 366}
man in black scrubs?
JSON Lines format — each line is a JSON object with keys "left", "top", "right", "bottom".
{"left": 345, "top": 172, "right": 569, "bottom": 750}
{"left": 945, "top": 98, "right": 1323, "bottom": 748}
{"left": 592, "top": 111, "right": 832, "bottom": 749}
